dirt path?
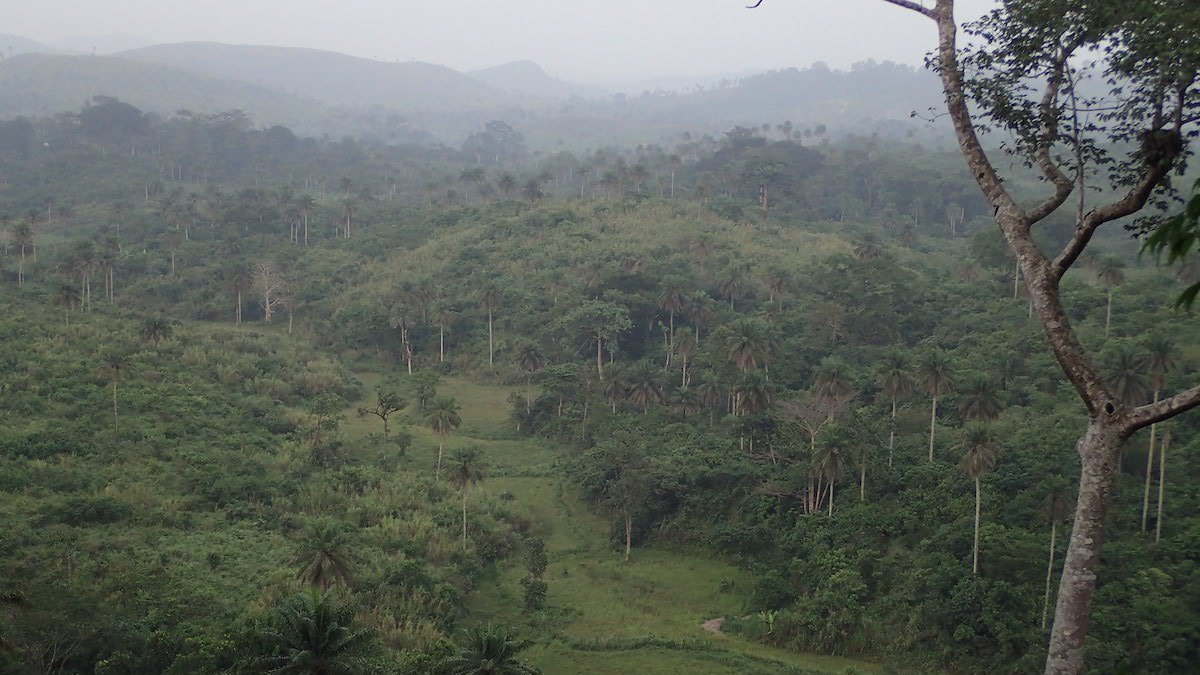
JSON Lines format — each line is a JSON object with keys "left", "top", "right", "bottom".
{"left": 702, "top": 618, "right": 725, "bottom": 634}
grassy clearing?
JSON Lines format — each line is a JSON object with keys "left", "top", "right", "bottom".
{"left": 344, "top": 371, "right": 879, "bottom": 674}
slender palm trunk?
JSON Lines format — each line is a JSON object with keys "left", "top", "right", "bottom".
{"left": 928, "top": 395, "right": 938, "bottom": 461}
{"left": 436, "top": 439, "right": 444, "bottom": 480}
{"left": 828, "top": 481, "right": 835, "bottom": 517}
{"left": 1042, "top": 520, "right": 1057, "bottom": 630}
{"left": 624, "top": 511, "right": 632, "bottom": 561}
{"left": 596, "top": 336, "right": 604, "bottom": 379}
{"left": 1141, "top": 389, "right": 1159, "bottom": 530}
{"left": 112, "top": 379, "right": 119, "bottom": 433}
{"left": 439, "top": 325, "right": 445, "bottom": 362}
{"left": 462, "top": 488, "right": 469, "bottom": 550}
{"left": 973, "top": 478, "right": 981, "bottom": 575}
{"left": 889, "top": 398, "right": 897, "bottom": 467}
{"left": 1013, "top": 262, "right": 1020, "bottom": 300}
{"left": 487, "top": 311, "right": 494, "bottom": 368}
{"left": 1156, "top": 426, "right": 1169, "bottom": 544}
{"left": 860, "top": 461, "right": 866, "bottom": 501}
{"left": 236, "top": 290, "right": 242, "bottom": 326}
{"left": 1104, "top": 291, "right": 1113, "bottom": 337}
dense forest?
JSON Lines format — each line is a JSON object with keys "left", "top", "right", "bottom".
{"left": 1, "top": 84, "right": 1198, "bottom": 675}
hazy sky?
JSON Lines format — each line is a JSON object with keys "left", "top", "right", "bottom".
{"left": 4, "top": 0, "right": 997, "bottom": 83}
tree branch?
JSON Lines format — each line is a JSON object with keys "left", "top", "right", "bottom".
{"left": 1127, "top": 384, "right": 1200, "bottom": 431}
{"left": 1051, "top": 162, "right": 1173, "bottom": 279}
{"left": 1027, "top": 47, "right": 1078, "bottom": 225}
{"left": 880, "top": 0, "right": 937, "bottom": 19}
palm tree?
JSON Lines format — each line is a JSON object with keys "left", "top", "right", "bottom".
{"left": 447, "top": 448, "right": 485, "bottom": 550}
{"left": 624, "top": 362, "right": 664, "bottom": 413}
{"left": 433, "top": 306, "right": 455, "bottom": 363}
{"left": 685, "top": 292, "right": 714, "bottom": 345}
{"left": 731, "top": 370, "right": 771, "bottom": 416}
{"left": 718, "top": 266, "right": 748, "bottom": 310}
{"left": 1107, "top": 344, "right": 1150, "bottom": 407}
{"left": 918, "top": 350, "right": 955, "bottom": 461}
{"left": 1096, "top": 256, "right": 1125, "bottom": 338}
{"left": 958, "top": 373, "right": 1003, "bottom": 421}
{"left": 479, "top": 287, "right": 502, "bottom": 369}
{"left": 240, "top": 591, "right": 374, "bottom": 675}
{"left": 515, "top": 343, "right": 544, "bottom": 413}
{"left": 1040, "top": 476, "right": 1073, "bottom": 630}
{"left": 1156, "top": 425, "right": 1171, "bottom": 544}
{"left": 1141, "top": 334, "right": 1175, "bottom": 531}
{"left": 876, "top": 349, "right": 913, "bottom": 466}
{"left": 959, "top": 424, "right": 1001, "bottom": 575}
{"left": 812, "top": 425, "right": 851, "bottom": 517}
{"left": 425, "top": 396, "right": 462, "bottom": 480}
{"left": 440, "top": 624, "right": 540, "bottom": 675}
{"left": 292, "top": 519, "right": 354, "bottom": 591}
{"left": 657, "top": 281, "right": 688, "bottom": 362}
{"left": 100, "top": 351, "right": 127, "bottom": 433}
{"left": 813, "top": 357, "right": 855, "bottom": 406}
{"left": 297, "top": 194, "right": 315, "bottom": 245}
{"left": 139, "top": 316, "right": 175, "bottom": 347}
{"left": 11, "top": 220, "right": 32, "bottom": 286}
{"left": 725, "top": 319, "right": 768, "bottom": 373}
{"left": 57, "top": 284, "right": 80, "bottom": 326}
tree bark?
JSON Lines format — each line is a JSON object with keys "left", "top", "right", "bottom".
{"left": 1046, "top": 421, "right": 1124, "bottom": 674}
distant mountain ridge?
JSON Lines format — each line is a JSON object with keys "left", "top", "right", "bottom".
{"left": 117, "top": 42, "right": 506, "bottom": 111}
{"left": 467, "top": 60, "right": 606, "bottom": 99}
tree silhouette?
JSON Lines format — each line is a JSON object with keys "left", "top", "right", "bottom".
{"left": 292, "top": 519, "right": 354, "bottom": 591}
{"left": 960, "top": 424, "right": 1001, "bottom": 575}
{"left": 876, "top": 349, "right": 914, "bottom": 466}
{"left": 918, "top": 350, "right": 955, "bottom": 461}
{"left": 958, "top": 372, "right": 1003, "bottom": 421}
{"left": 439, "top": 624, "right": 539, "bottom": 675}
{"left": 1041, "top": 476, "right": 1073, "bottom": 630}
{"left": 99, "top": 350, "right": 128, "bottom": 433}
{"left": 357, "top": 390, "right": 406, "bottom": 438}
{"left": 447, "top": 448, "right": 485, "bottom": 550}
{"left": 425, "top": 396, "right": 462, "bottom": 480}
{"left": 1141, "top": 334, "right": 1175, "bottom": 531}
{"left": 239, "top": 590, "right": 374, "bottom": 675}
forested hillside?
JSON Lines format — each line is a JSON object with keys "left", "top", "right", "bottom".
{"left": 1, "top": 97, "right": 1198, "bottom": 674}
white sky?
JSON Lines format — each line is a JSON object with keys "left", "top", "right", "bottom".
{"left": 2, "top": 0, "right": 997, "bottom": 83}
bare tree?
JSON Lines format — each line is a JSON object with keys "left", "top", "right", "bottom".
{"left": 256, "top": 262, "right": 283, "bottom": 323}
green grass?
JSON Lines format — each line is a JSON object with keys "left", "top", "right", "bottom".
{"left": 344, "top": 370, "right": 880, "bottom": 674}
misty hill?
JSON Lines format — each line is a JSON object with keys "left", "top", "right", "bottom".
{"left": 0, "top": 53, "right": 325, "bottom": 130}
{"left": 118, "top": 42, "right": 506, "bottom": 111}
{"left": 467, "top": 60, "right": 605, "bottom": 99}
{"left": 0, "top": 34, "right": 65, "bottom": 57}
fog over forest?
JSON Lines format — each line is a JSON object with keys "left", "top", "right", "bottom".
{"left": 1, "top": 2, "right": 1198, "bottom": 675}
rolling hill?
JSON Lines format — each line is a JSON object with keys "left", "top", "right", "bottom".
{"left": 118, "top": 42, "right": 506, "bottom": 111}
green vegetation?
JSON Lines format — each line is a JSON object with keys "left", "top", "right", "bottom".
{"left": 0, "top": 52, "right": 1197, "bottom": 673}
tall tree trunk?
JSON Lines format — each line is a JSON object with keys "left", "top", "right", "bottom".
{"left": 436, "top": 440, "right": 444, "bottom": 481}
{"left": 439, "top": 325, "right": 445, "bottom": 362}
{"left": 928, "top": 394, "right": 938, "bottom": 461}
{"left": 624, "top": 511, "right": 632, "bottom": 561}
{"left": 1141, "top": 389, "right": 1159, "bottom": 530}
{"left": 487, "top": 311, "right": 494, "bottom": 368}
{"left": 828, "top": 480, "right": 835, "bottom": 517}
{"left": 1013, "top": 262, "right": 1021, "bottom": 300}
{"left": 596, "top": 336, "right": 604, "bottom": 379}
{"left": 1046, "top": 422, "right": 1124, "bottom": 674}
{"left": 1043, "top": 520, "right": 1057, "bottom": 630}
{"left": 973, "top": 477, "right": 981, "bottom": 575}
{"left": 1104, "top": 291, "right": 1113, "bottom": 337}
{"left": 236, "top": 290, "right": 242, "bottom": 326}
{"left": 860, "top": 461, "right": 866, "bottom": 501}
{"left": 1156, "top": 426, "right": 1169, "bottom": 544}
{"left": 462, "top": 488, "right": 469, "bottom": 550}
{"left": 889, "top": 397, "right": 897, "bottom": 467}
{"left": 112, "top": 379, "right": 119, "bottom": 433}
